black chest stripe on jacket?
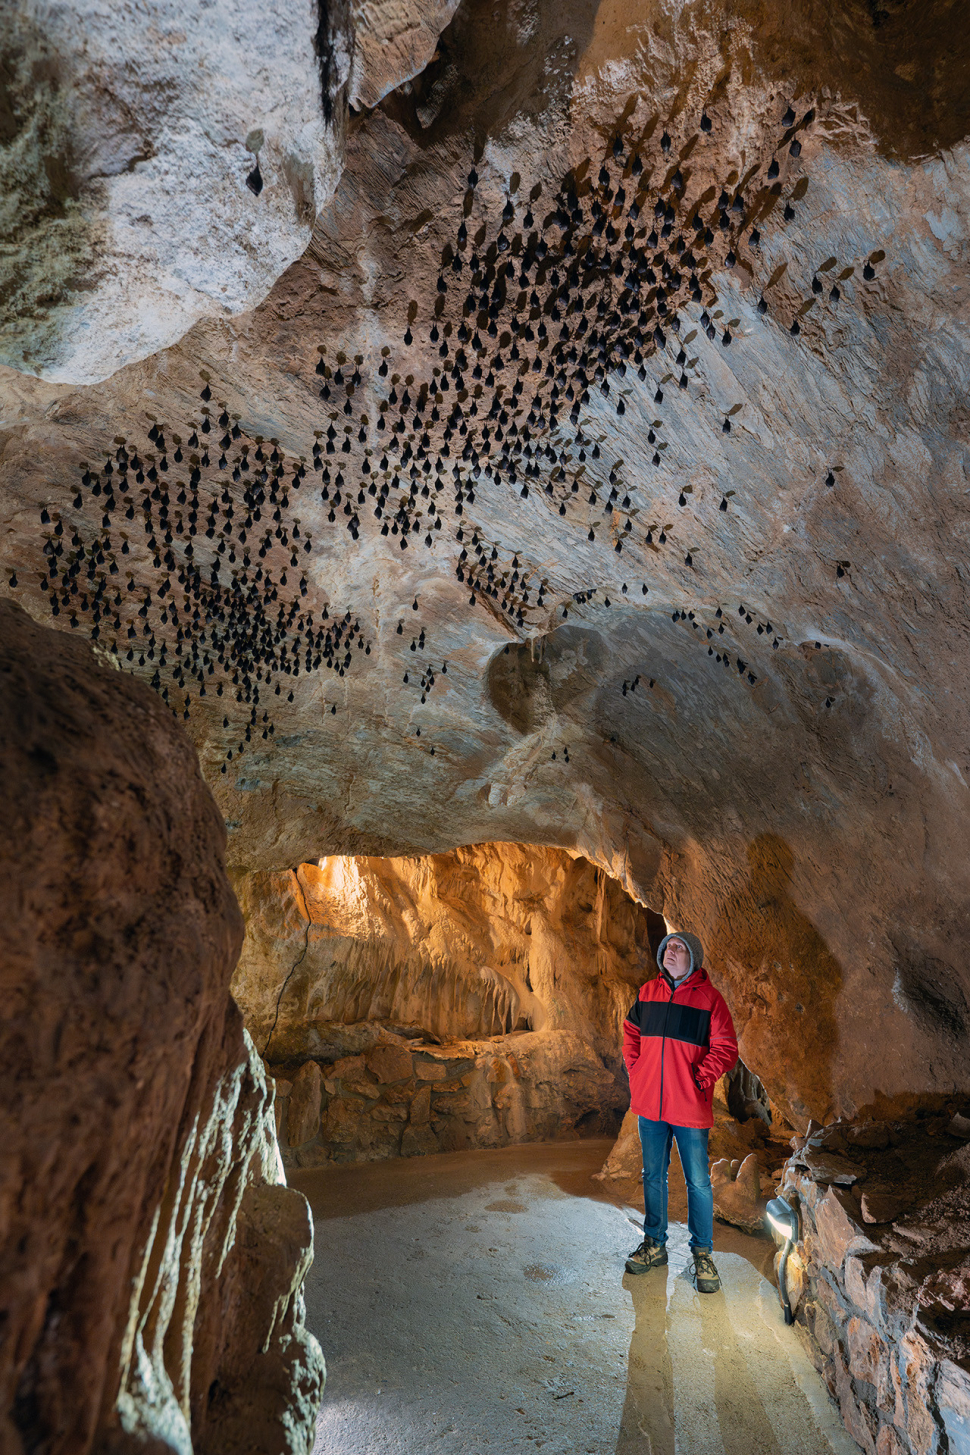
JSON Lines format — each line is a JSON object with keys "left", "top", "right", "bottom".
{"left": 628, "top": 999, "right": 711, "bottom": 1049}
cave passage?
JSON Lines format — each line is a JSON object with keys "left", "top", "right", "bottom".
{"left": 6, "top": 0, "right": 970, "bottom": 1446}
{"left": 237, "top": 843, "right": 847, "bottom": 1455}
{"left": 294, "top": 1141, "right": 857, "bottom": 1455}
{"left": 234, "top": 843, "right": 667, "bottom": 1169}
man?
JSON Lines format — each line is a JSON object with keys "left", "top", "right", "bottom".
{"left": 622, "top": 930, "right": 738, "bottom": 1293}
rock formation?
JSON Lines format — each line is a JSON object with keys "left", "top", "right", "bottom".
{"left": 0, "top": 600, "right": 323, "bottom": 1454}
{"left": 3, "top": 0, "right": 970, "bottom": 1145}
{"left": 596, "top": 1065, "right": 792, "bottom": 1223}
{"left": 777, "top": 1107, "right": 970, "bottom": 1455}
{"left": 1, "top": 0, "right": 352, "bottom": 384}
{"left": 3, "top": 0, "right": 970, "bottom": 1445}
{"left": 233, "top": 844, "right": 664, "bottom": 1164}
{"left": 710, "top": 1153, "right": 768, "bottom": 1235}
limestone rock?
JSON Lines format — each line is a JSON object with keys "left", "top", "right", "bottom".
{"left": 936, "top": 1359, "right": 970, "bottom": 1455}
{"left": 0, "top": 601, "right": 323, "bottom": 1453}
{"left": 859, "top": 1191, "right": 907, "bottom": 1225}
{"left": 814, "top": 1187, "right": 879, "bottom": 1271}
{"left": 416, "top": 1059, "right": 450, "bottom": 1081}
{"left": 409, "top": 1084, "right": 432, "bottom": 1125}
{"left": 711, "top": 1153, "right": 767, "bottom": 1235}
{"left": 234, "top": 847, "right": 654, "bottom": 1058}
{"left": 402, "top": 1124, "right": 440, "bottom": 1157}
{"left": 845, "top": 1122, "right": 893, "bottom": 1151}
{"left": 797, "top": 1150, "right": 866, "bottom": 1185}
{"left": 238, "top": 846, "right": 648, "bottom": 1163}
{"left": 845, "top": 1315, "right": 890, "bottom": 1400}
{"left": 349, "top": 0, "right": 463, "bottom": 110}
{"left": 368, "top": 1044, "right": 415, "bottom": 1083}
{"left": 6, "top": 0, "right": 970, "bottom": 1154}
{"left": 287, "top": 1060, "right": 324, "bottom": 1145}
{"left": 1, "top": 0, "right": 350, "bottom": 382}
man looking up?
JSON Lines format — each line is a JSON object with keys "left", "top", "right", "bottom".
{"left": 622, "top": 930, "right": 738, "bottom": 1293}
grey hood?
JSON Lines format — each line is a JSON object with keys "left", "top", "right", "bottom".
{"left": 656, "top": 930, "right": 704, "bottom": 978}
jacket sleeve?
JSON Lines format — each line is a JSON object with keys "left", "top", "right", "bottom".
{"left": 623, "top": 994, "right": 643, "bottom": 1073}
{"left": 695, "top": 989, "right": 738, "bottom": 1090}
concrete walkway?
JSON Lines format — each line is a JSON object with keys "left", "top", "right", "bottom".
{"left": 293, "top": 1141, "right": 857, "bottom": 1455}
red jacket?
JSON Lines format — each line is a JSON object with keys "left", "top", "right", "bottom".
{"left": 623, "top": 967, "right": 738, "bottom": 1128}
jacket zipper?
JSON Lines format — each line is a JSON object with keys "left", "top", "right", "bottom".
{"left": 658, "top": 976, "right": 675, "bottom": 1120}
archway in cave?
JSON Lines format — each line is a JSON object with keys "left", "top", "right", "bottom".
{"left": 231, "top": 844, "right": 670, "bottom": 1167}
{"left": 231, "top": 842, "right": 788, "bottom": 1178}
{"left": 231, "top": 840, "right": 827, "bottom": 1455}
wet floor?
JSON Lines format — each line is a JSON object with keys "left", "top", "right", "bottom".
{"left": 292, "top": 1140, "right": 856, "bottom": 1455}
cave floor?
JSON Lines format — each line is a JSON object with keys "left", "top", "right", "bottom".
{"left": 292, "top": 1139, "right": 857, "bottom": 1455}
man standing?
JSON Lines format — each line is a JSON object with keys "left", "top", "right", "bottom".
{"left": 622, "top": 930, "right": 738, "bottom": 1293}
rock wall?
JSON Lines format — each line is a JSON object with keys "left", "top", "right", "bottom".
{"left": 271, "top": 1028, "right": 623, "bottom": 1168}
{"left": 2, "top": 0, "right": 970, "bottom": 1159}
{"left": 776, "top": 1110, "right": 970, "bottom": 1455}
{"left": 1, "top": 0, "right": 351, "bottom": 383}
{"left": 232, "top": 844, "right": 665, "bottom": 1165}
{"left": 0, "top": 600, "right": 323, "bottom": 1455}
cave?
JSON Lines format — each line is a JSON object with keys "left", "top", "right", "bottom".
{"left": 3, "top": 0, "right": 970, "bottom": 1450}
{"left": 234, "top": 846, "right": 665, "bottom": 1166}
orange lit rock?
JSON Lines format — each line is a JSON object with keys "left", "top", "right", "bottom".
{"left": 410, "top": 1084, "right": 432, "bottom": 1125}
{"left": 368, "top": 1044, "right": 415, "bottom": 1083}
{"left": 240, "top": 845, "right": 656, "bottom": 1164}
{"left": 815, "top": 1188, "right": 878, "bottom": 1272}
{"left": 845, "top": 1315, "right": 890, "bottom": 1401}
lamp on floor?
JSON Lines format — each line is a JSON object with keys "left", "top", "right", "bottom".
{"left": 765, "top": 1195, "right": 799, "bottom": 1325}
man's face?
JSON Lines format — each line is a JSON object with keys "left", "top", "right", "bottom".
{"left": 663, "top": 937, "right": 691, "bottom": 977}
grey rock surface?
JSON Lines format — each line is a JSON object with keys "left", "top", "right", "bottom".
{"left": 295, "top": 1140, "right": 857, "bottom": 1455}
{"left": 1, "top": 0, "right": 350, "bottom": 382}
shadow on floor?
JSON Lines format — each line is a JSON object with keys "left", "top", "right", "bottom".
{"left": 616, "top": 1232, "right": 857, "bottom": 1455}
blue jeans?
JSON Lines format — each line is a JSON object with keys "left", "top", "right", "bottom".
{"left": 637, "top": 1117, "right": 714, "bottom": 1252}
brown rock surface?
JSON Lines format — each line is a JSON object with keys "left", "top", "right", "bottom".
{"left": 287, "top": 1060, "right": 325, "bottom": 1146}
{"left": 0, "top": 601, "right": 323, "bottom": 1453}
{"left": 349, "top": 0, "right": 462, "bottom": 110}
{"left": 3, "top": 0, "right": 970, "bottom": 1214}
{"left": 859, "top": 1192, "right": 906, "bottom": 1226}
{"left": 7, "top": 5, "right": 970, "bottom": 1451}
{"left": 368, "top": 1044, "right": 415, "bottom": 1083}
{"left": 799, "top": 1151, "right": 867, "bottom": 1186}
{"left": 0, "top": 0, "right": 350, "bottom": 383}
{"left": 779, "top": 1107, "right": 970, "bottom": 1454}
{"left": 711, "top": 1152, "right": 768, "bottom": 1235}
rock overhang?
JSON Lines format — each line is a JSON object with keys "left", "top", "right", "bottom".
{"left": 1, "top": 0, "right": 970, "bottom": 1125}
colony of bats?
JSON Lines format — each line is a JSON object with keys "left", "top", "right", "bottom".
{"left": 23, "top": 99, "right": 886, "bottom": 769}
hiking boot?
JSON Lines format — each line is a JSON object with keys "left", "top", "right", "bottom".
{"left": 625, "top": 1238, "right": 668, "bottom": 1275}
{"left": 690, "top": 1248, "right": 720, "bottom": 1293}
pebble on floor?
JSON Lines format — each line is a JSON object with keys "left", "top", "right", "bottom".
{"left": 291, "top": 1140, "right": 858, "bottom": 1455}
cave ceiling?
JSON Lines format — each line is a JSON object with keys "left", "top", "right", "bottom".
{"left": 3, "top": 0, "right": 970, "bottom": 1113}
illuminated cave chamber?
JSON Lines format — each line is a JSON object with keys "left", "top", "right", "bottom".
{"left": 231, "top": 843, "right": 671, "bottom": 1166}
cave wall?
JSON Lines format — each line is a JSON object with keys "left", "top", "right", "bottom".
{"left": 0, "top": 600, "right": 323, "bottom": 1455}
{"left": 0, "top": 0, "right": 353, "bottom": 385}
{"left": 1, "top": 0, "right": 969, "bottom": 1151}
{"left": 777, "top": 1109, "right": 970, "bottom": 1455}
{"left": 232, "top": 844, "right": 664, "bottom": 1164}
